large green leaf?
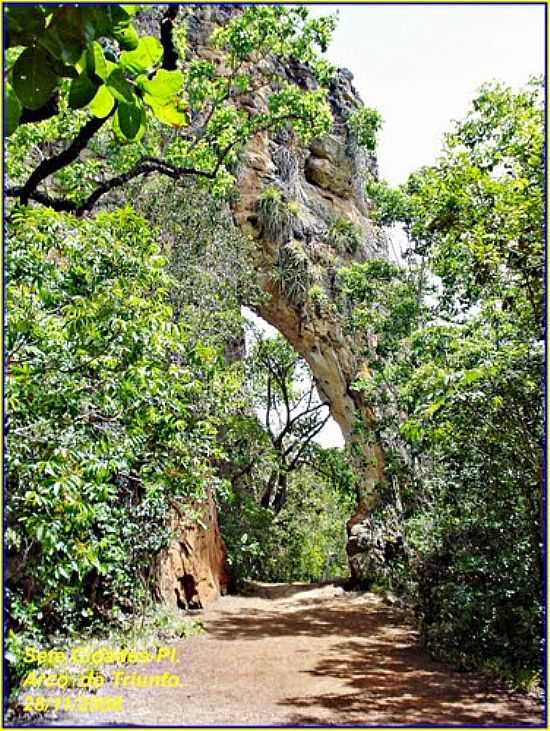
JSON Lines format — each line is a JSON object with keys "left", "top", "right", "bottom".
{"left": 86, "top": 42, "right": 108, "bottom": 82}
{"left": 120, "top": 5, "right": 141, "bottom": 16}
{"left": 110, "top": 5, "right": 133, "bottom": 26}
{"left": 49, "top": 58, "right": 79, "bottom": 79}
{"left": 69, "top": 72, "right": 99, "bottom": 110}
{"left": 120, "top": 36, "right": 163, "bottom": 75}
{"left": 117, "top": 102, "right": 146, "bottom": 141}
{"left": 12, "top": 48, "right": 58, "bottom": 111}
{"left": 106, "top": 68, "right": 135, "bottom": 104}
{"left": 6, "top": 6, "right": 45, "bottom": 47}
{"left": 113, "top": 23, "right": 140, "bottom": 52}
{"left": 139, "top": 69, "right": 184, "bottom": 100}
{"left": 88, "top": 85, "right": 115, "bottom": 118}
{"left": 80, "top": 6, "right": 114, "bottom": 38}
{"left": 39, "top": 7, "right": 88, "bottom": 65}
{"left": 145, "top": 97, "right": 188, "bottom": 127}
{"left": 6, "top": 83, "right": 22, "bottom": 136}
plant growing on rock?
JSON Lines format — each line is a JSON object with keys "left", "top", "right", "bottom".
{"left": 273, "top": 145, "right": 300, "bottom": 186}
{"left": 347, "top": 106, "right": 383, "bottom": 151}
{"left": 308, "top": 284, "right": 329, "bottom": 309}
{"left": 257, "top": 187, "right": 303, "bottom": 243}
{"left": 326, "top": 215, "right": 363, "bottom": 254}
{"left": 275, "top": 240, "right": 311, "bottom": 305}
{"left": 287, "top": 199, "right": 301, "bottom": 217}
{"left": 257, "top": 185, "right": 293, "bottom": 242}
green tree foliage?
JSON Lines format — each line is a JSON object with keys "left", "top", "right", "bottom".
{"left": 368, "top": 78, "right": 543, "bottom": 324}
{"left": 6, "top": 206, "right": 241, "bottom": 657}
{"left": 345, "top": 79, "right": 543, "bottom": 686}
{"left": 126, "top": 176, "right": 262, "bottom": 351}
{"left": 5, "top": 4, "right": 178, "bottom": 139}
{"left": 6, "top": 4, "right": 335, "bottom": 212}
{"left": 221, "top": 459, "right": 355, "bottom": 586}
{"left": 346, "top": 106, "right": 383, "bottom": 151}
{"left": 6, "top": 0, "right": 543, "bottom": 696}
{"left": 219, "top": 330, "right": 356, "bottom": 587}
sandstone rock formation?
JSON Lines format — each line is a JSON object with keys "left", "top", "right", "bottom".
{"left": 157, "top": 487, "right": 230, "bottom": 609}
{"left": 185, "top": 5, "right": 394, "bottom": 583}
{"left": 159, "top": 4, "right": 397, "bottom": 595}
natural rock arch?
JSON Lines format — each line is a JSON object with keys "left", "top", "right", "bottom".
{"left": 160, "top": 6, "right": 395, "bottom": 595}
{"left": 231, "top": 89, "right": 388, "bottom": 583}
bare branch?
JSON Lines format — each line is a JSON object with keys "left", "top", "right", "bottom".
{"left": 265, "top": 373, "right": 273, "bottom": 440}
{"left": 285, "top": 399, "right": 329, "bottom": 436}
{"left": 288, "top": 413, "right": 331, "bottom": 470}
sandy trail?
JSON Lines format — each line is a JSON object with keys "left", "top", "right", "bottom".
{"left": 45, "top": 582, "right": 543, "bottom": 726}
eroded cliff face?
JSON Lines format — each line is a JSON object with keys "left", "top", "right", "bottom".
{"left": 234, "top": 117, "right": 393, "bottom": 582}
{"left": 166, "top": 4, "right": 396, "bottom": 591}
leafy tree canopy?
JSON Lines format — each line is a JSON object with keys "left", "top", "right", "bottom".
{"left": 6, "top": 4, "right": 335, "bottom": 212}
{"left": 6, "top": 205, "right": 242, "bottom": 648}
{"left": 345, "top": 79, "right": 543, "bottom": 685}
{"left": 367, "top": 78, "right": 543, "bottom": 325}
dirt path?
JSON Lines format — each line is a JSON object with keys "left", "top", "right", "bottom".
{"left": 47, "top": 582, "right": 543, "bottom": 726}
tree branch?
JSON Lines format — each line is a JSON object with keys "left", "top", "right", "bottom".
{"left": 284, "top": 399, "right": 329, "bottom": 437}
{"left": 16, "top": 112, "right": 115, "bottom": 205}
{"left": 160, "top": 5, "right": 180, "bottom": 71}
{"left": 6, "top": 187, "right": 80, "bottom": 213}
{"left": 288, "top": 412, "right": 331, "bottom": 470}
{"left": 280, "top": 372, "right": 291, "bottom": 435}
{"left": 266, "top": 373, "right": 273, "bottom": 440}
{"left": 7, "top": 102, "right": 313, "bottom": 216}
{"left": 7, "top": 143, "right": 238, "bottom": 216}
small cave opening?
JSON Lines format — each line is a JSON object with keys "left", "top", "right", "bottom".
{"left": 175, "top": 574, "right": 202, "bottom": 611}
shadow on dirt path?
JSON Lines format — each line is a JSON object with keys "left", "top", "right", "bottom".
{"left": 42, "top": 582, "right": 544, "bottom": 727}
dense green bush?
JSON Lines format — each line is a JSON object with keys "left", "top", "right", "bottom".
{"left": 6, "top": 206, "right": 238, "bottom": 656}
{"left": 220, "top": 463, "right": 354, "bottom": 586}
{"left": 416, "top": 524, "right": 542, "bottom": 685}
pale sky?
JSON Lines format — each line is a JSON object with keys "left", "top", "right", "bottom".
{"left": 248, "top": 3, "right": 546, "bottom": 448}
{"left": 312, "top": 2, "right": 546, "bottom": 185}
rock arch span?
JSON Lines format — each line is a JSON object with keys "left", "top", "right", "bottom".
{"left": 159, "top": 6, "right": 393, "bottom": 598}
{"left": 227, "top": 66, "right": 389, "bottom": 583}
